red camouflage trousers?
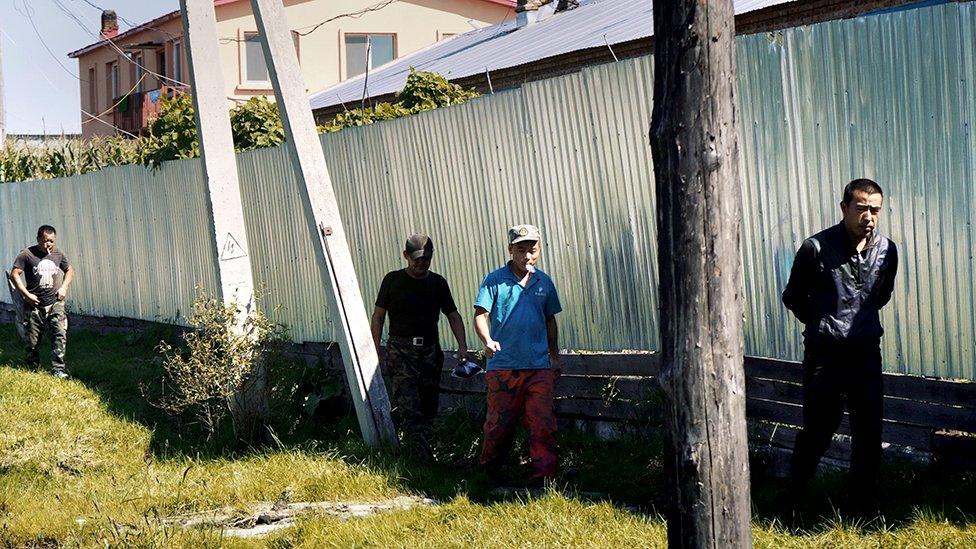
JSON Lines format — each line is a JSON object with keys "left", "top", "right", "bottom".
{"left": 480, "top": 368, "right": 558, "bottom": 480}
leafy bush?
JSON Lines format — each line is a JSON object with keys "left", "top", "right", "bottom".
{"left": 231, "top": 97, "right": 285, "bottom": 151}
{"left": 1, "top": 69, "right": 478, "bottom": 182}
{"left": 140, "top": 93, "right": 201, "bottom": 169}
{"left": 0, "top": 136, "right": 139, "bottom": 183}
{"left": 153, "top": 293, "right": 287, "bottom": 442}
{"left": 318, "top": 68, "right": 480, "bottom": 133}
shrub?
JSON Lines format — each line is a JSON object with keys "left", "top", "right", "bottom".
{"left": 1, "top": 69, "right": 477, "bottom": 182}
{"left": 153, "top": 293, "right": 287, "bottom": 442}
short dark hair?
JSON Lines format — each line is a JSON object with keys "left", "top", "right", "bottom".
{"left": 36, "top": 225, "right": 57, "bottom": 239}
{"left": 842, "top": 178, "right": 883, "bottom": 205}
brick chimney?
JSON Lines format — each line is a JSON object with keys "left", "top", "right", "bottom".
{"left": 100, "top": 10, "right": 119, "bottom": 40}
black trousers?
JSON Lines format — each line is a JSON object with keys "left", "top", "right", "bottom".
{"left": 790, "top": 339, "right": 883, "bottom": 503}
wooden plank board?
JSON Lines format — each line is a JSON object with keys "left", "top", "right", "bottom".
{"left": 746, "top": 398, "right": 934, "bottom": 450}
{"left": 747, "top": 356, "right": 976, "bottom": 409}
{"left": 557, "top": 353, "right": 660, "bottom": 376}
{"left": 884, "top": 397, "right": 976, "bottom": 433}
{"left": 439, "top": 353, "right": 659, "bottom": 377}
{"left": 883, "top": 373, "right": 976, "bottom": 408}
{"left": 746, "top": 376, "right": 803, "bottom": 404}
{"left": 440, "top": 372, "right": 659, "bottom": 402}
{"left": 745, "top": 357, "right": 803, "bottom": 383}
{"left": 443, "top": 354, "right": 975, "bottom": 411}
{"left": 750, "top": 419, "right": 932, "bottom": 465}
{"left": 555, "top": 397, "right": 636, "bottom": 421}
{"left": 931, "top": 431, "right": 976, "bottom": 469}
{"left": 438, "top": 392, "right": 636, "bottom": 422}
{"left": 554, "top": 375, "right": 658, "bottom": 401}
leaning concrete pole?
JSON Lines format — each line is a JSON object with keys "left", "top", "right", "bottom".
{"left": 181, "top": 0, "right": 267, "bottom": 439}
{"left": 249, "top": 0, "right": 396, "bottom": 447}
{"left": 649, "top": 0, "right": 752, "bottom": 547}
{"left": 0, "top": 28, "right": 6, "bottom": 147}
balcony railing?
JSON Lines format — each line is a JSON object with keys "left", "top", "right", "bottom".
{"left": 112, "top": 85, "right": 189, "bottom": 136}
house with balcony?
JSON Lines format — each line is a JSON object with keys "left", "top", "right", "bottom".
{"left": 67, "top": 0, "right": 515, "bottom": 139}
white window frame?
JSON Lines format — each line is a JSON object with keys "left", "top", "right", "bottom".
{"left": 132, "top": 52, "right": 144, "bottom": 93}
{"left": 342, "top": 32, "right": 397, "bottom": 80}
{"left": 110, "top": 61, "right": 120, "bottom": 99}
{"left": 238, "top": 28, "right": 300, "bottom": 91}
{"left": 88, "top": 67, "right": 97, "bottom": 112}
{"left": 171, "top": 39, "right": 183, "bottom": 85}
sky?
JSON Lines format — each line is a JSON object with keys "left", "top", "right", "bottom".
{"left": 1, "top": 0, "right": 180, "bottom": 135}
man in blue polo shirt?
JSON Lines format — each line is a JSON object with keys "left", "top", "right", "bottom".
{"left": 474, "top": 223, "right": 562, "bottom": 485}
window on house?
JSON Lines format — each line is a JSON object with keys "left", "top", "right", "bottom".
{"left": 88, "top": 67, "right": 97, "bottom": 112}
{"left": 106, "top": 61, "right": 119, "bottom": 100}
{"left": 157, "top": 50, "right": 166, "bottom": 87}
{"left": 132, "top": 53, "right": 144, "bottom": 92}
{"left": 344, "top": 34, "right": 396, "bottom": 79}
{"left": 240, "top": 31, "right": 300, "bottom": 87}
{"left": 172, "top": 40, "right": 183, "bottom": 84}
{"left": 243, "top": 32, "right": 269, "bottom": 83}
{"left": 439, "top": 32, "right": 456, "bottom": 41}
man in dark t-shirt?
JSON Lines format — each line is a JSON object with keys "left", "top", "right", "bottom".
{"left": 370, "top": 234, "right": 468, "bottom": 459}
{"left": 9, "top": 225, "right": 76, "bottom": 378}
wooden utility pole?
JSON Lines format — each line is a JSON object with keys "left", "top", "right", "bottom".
{"left": 181, "top": 0, "right": 267, "bottom": 439}
{"left": 649, "top": 0, "right": 752, "bottom": 547}
{"left": 249, "top": 0, "right": 396, "bottom": 447}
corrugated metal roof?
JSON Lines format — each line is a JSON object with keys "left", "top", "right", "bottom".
{"left": 309, "top": 0, "right": 794, "bottom": 110}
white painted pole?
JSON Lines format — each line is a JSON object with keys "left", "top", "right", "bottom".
{"left": 180, "top": 0, "right": 266, "bottom": 435}
{"left": 249, "top": 0, "right": 396, "bottom": 447}
{"left": 0, "top": 26, "right": 6, "bottom": 148}
{"left": 180, "top": 0, "right": 256, "bottom": 318}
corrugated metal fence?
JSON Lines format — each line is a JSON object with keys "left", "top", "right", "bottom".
{"left": 1, "top": 1, "right": 974, "bottom": 379}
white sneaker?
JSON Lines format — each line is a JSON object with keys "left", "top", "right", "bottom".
{"left": 53, "top": 371, "right": 70, "bottom": 380}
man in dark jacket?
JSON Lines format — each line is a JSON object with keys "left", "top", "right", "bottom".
{"left": 782, "top": 178, "right": 898, "bottom": 514}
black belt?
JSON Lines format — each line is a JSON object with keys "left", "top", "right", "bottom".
{"left": 388, "top": 335, "right": 437, "bottom": 347}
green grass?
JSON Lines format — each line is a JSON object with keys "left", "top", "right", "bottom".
{"left": 1, "top": 324, "right": 975, "bottom": 547}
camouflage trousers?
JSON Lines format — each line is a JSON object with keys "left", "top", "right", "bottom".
{"left": 481, "top": 369, "right": 558, "bottom": 480}
{"left": 387, "top": 339, "right": 444, "bottom": 452}
{"left": 24, "top": 302, "right": 68, "bottom": 374}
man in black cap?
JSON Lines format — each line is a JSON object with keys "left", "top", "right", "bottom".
{"left": 782, "top": 178, "right": 898, "bottom": 515}
{"left": 370, "top": 234, "right": 468, "bottom": 459}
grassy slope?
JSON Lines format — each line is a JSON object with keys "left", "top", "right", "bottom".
{"left": 0, "top": 324, "right": 975, "bottom": 547}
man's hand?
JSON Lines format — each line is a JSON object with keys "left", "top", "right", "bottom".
{"left": 550, "top": 354, "right": 561, "bottom": 377}
{"left": 484, "top": 339, "right": 501, "bottom": 358}
{"left": 56, "top": 287, "right": 68, "bottom": 302}
{"left": 24, "top": 292, "right": 40, "bottom": 306}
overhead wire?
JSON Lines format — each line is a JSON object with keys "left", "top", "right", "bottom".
{"left": 1, "top": 12, "right": 138, "bottom": 137}
{"left": 82, "top": 72, "right": 149, "bottom": 125}
{"left": 14, "top": 0, "right": 88, "bottom": 82}
{"left": 49, "top": 0, "right": 191, "bottom": 88}
{"left": 80, "top": 108, "right": 138, "bottom": 137}
{"left": 217, "top": 0, "right": 399, "bottom": 43}
{"left": 36, "top": 0, "right": 413, "bottom": 134}
{"left": 70, "top": 0, "right": 182, "bottom": 42}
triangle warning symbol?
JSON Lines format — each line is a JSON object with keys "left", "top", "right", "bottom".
{"left": 220, "top": 233, "right": 248, "bottom": 261}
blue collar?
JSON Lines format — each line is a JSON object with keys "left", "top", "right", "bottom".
{"left": 503, "top": 261, "right": 540, "bottom": 289}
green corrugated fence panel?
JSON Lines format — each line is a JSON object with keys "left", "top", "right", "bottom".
{"left": 0, "top": 1, "right": 973, "bottom": 379}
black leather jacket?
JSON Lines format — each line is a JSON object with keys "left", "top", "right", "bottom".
{"left": 782, "top": 223, "right": 898, "bottom": 343}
